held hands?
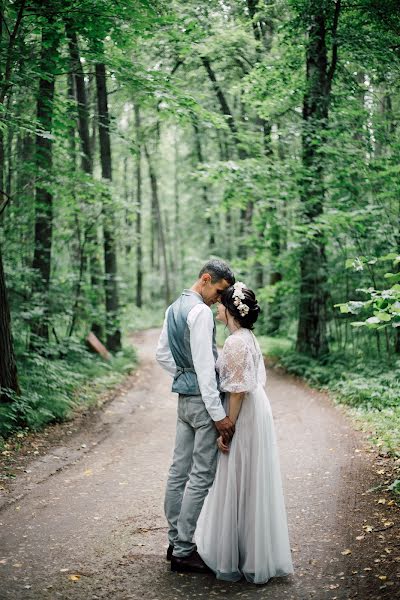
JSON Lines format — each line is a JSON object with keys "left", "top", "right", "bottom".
{"left": 217, "top": 436, "right": 230, "bottom": 453}
{"left": 214, "top": 416, "right": 235, "bottom": 444}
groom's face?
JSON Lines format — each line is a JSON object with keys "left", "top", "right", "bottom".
{"left": 201, "top": 275, "right": 230, "bottom": 306}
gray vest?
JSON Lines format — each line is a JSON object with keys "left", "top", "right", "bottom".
{"left": 167, "top": 290, "right": 218, "bottom": 395}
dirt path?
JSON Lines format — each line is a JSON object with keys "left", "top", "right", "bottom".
{"left": 0, "top": 329, "right": 398, "bottom": 600}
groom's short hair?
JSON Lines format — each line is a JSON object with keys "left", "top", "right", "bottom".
{"left": 198, "top": 259, "right": 235, "bottom": 286}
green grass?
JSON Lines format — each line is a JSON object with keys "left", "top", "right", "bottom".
{"left": 0, "top": 341, "right": 137, "bottom": 438}
{"left": 124, "top": 303, "right": 165, "bottom": 333}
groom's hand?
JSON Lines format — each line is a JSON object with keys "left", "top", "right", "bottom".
{"left": 214, "top": 416, "right": 235, "bottom": 442}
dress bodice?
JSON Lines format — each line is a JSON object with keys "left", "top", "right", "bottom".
{"left": 216, "top": 328, "right": 267, "bottom": 393}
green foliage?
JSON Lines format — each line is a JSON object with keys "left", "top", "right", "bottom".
{"left": 1, "top": 0, "right": 400, "bottom": 450}
{"left": 335, "top": 254, "right": 400, "bottom": 331}
{"left": 0, "top": 344, "right": 137, "bottom": 437}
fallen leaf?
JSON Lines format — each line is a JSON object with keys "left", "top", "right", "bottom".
{"left": 341, "top": 549, "right": 352, "bottom": 556}
{"left": 376, "top": 469, "right": 385, "bottom": 475}
{"left": 69, "top": 574, "right": 81, "bottom": 581}
{"left": 377, "top": 575, "right": 387, "bottom": 581}
{"left": 363, "top": 525, "right": 373, "bottom": 532}
{"left": 383, "top": 521, "right": 394, "bottom": 528}
{"left": 377, "top": 498, "right": 386, "bottom": 505}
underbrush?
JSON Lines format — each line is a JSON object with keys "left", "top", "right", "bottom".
{"left": 0, "top": 342, "right": 137, "bottom": 438}
{"left": 275, "top": 350, "right": 400, "bottom": 459}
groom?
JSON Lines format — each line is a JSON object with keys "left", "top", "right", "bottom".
{"left": 156, "top": 259, "right": 235, "bottom": 573}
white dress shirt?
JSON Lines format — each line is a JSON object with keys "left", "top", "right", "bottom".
{"left": 156, "top": 293, "right": 226, "bottom": 422}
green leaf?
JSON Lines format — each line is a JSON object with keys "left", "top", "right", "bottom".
{"left": 373, "top": 312, "right": 391, "bottom": 322}
{"left": 384, "top": 272, "right": 400, "bottom": 283}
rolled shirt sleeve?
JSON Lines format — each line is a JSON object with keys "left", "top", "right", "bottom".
{"left": 188, "top": 304, "right": 226, "bottom": 422}
{"left": 155, "top": 307, "right": 176, "bottom": 378}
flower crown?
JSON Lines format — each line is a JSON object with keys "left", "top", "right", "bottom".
{"left": 232, "top": 282, "right": 249, "bottom": 317}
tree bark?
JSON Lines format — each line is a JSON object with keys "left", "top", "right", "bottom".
{"left": 296, "top": 1, "right": 340, "bottom": 358}
{"left": 134, "top": 105, "right": 143, "bottom": 308}
{"left": 95, "top": 61, "right": 121, "bottom": 352}
{"left": 67, "top": 25, "right": 103, "bottom": 340}
{"left": 0, "top": 0, "right": 24, "bottom": 399}
{"left": 0, "top": 245, "right": 20, "bottom": 402}
{"left": 30, "top": 20, "right": 59, "bottom": 347}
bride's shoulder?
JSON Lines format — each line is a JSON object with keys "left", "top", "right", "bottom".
{"left": 223, "top": 329, "right": 249, "bottom": 352}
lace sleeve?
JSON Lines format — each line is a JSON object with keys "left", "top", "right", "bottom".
{"left": 219, "top": 335, "right": 257, "bottom": 393}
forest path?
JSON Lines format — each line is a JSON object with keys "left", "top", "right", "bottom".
{"left": 0, "top": 329, "right": 398, "bottom": 600}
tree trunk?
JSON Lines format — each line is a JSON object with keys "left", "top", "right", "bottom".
{"left": 0, "top": 245, "right": 20, "bottom": 402}
{"left": 95, "top": 61, "right": 121, "bottom": 351}
{"left": 0, "top": 0, "right": 25, "bottom": 401}
{"left": 134, "top": 105, "right": 143, "bottom": 308}
{"left": 295, "top": 1, "right": 340, "bottom": 358}
{"left": 67, "top": 26, "right": 103, "bottom": 339}
{"left": 0, "top": 121, "right": 20, "bottom": 401}
{"left": 144, "top": 144, "right": 171, "bottom": 305}
{"left": 396, "top": 195, "right": 400, "bottom": 353}
{"left": 30, "top": 21, "right": 59, "bottom": 347}
{"left": 192, "top": 119, "right": 215, "bottom": 248}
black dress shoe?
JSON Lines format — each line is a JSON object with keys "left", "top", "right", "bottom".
{"left": 171, "top": 550, "right": 212, "bottom": 574}
{"left": 166, "top": 544, "right": 173, "bottom": 561}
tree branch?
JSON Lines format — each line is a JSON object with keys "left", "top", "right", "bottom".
{"left": 1, "top": 0, "right": 27, "bottom": 103}
{"left": 0, "top": 189, "right": 11, "bottom": 216}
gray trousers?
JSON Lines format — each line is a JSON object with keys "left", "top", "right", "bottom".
{"left": 164, "top": 394, "right": 218, "bottom": 557}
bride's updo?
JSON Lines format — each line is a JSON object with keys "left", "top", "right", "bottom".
{"left": 220, "top": 285, "right": 261, "bottom": 330}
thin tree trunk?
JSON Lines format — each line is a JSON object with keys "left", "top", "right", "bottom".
{"left": 66, "top": 25, "right": 104, "bottom": 340}
{"left": 134, "top": 105, "right": 143, "bottom": 308}
{"left": 395, "top": 194, "right": 400, "bottom": 353}
{"left": 95, "top": 61, "right": 121, "bottom": 351}
{"left": 144, "top": 144, "right": 170, "bottom": 305}
{"left": 30, "top": 21, "right": 59, "bottom": 347}
{"left": 192, "top": 119, "right": 215, "bottom": 248}
{"left": 296, "top": 1, "right": 340, "bottom": 358}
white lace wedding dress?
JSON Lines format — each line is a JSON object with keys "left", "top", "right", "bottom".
{"left": 195, "top": 328, "right": 294, "bottom": 584}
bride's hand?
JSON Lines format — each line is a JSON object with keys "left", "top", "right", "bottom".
{"left": 217, "top": 436, "right": 230, "bottom": 453}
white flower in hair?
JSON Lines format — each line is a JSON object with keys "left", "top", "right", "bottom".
{"left": 232, "top": 281, "right": 249, "bottom": 317}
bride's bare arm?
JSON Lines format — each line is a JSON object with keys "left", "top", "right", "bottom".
{"left": 228, "top": 391, "right": 245, "bottom": 424}
{"left": 217, "top": 391, "right": 245, "bottom": 453}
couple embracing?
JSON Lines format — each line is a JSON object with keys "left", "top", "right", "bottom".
{"left": 156, "top": 259, "right": 293, "bottom": 585}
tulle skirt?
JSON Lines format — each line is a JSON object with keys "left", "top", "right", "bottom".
{"left": 195, "top": 385, "right": 294, "bottom": 584}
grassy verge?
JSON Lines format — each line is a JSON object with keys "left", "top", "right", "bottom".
{"left": 0, "top": 342, "right": 137, "bottom": 439}
{"left": 275, "top": 351, "right": 400, "bottom": 459}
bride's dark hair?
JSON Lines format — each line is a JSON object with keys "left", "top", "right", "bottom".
{"left": 220, "top": 286, "right": 261, "bottom": 330}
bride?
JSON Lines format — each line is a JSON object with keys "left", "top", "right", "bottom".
{"left": 195, "top": 282, "right": 294, "bottom": 584}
